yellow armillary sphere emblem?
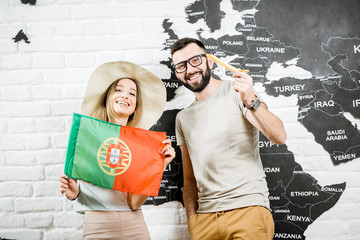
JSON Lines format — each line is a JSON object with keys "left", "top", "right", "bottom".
{"left": 97, "top": 137, "right": 132, "bottom": 176}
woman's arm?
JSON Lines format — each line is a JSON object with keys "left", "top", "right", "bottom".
{"left": 59, "top": 173, "right": 79, "bottom": 200}
{"left": 127, "top": 139, "right": 176, "bottom": 210}
{"left": 127, "top": 193, "right": 149, "bottom": 210}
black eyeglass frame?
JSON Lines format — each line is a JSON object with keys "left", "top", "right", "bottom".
{"left": 172, "top": 54, "right": 207, "bottom": 73}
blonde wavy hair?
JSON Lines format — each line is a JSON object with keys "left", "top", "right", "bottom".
{"left": 90, "top": 78, "right": 143, "bottom": 127}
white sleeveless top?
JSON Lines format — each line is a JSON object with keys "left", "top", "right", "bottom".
{"left": 76, "top": 181, "right": 133, "bottom": 213}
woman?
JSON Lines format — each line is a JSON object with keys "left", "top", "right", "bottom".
{"left": 59, "top": 61, "right": 175, "bottom": 239}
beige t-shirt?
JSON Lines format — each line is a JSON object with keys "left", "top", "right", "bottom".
{"left": 176, "top": 80, "right": 270, "bottom": 213}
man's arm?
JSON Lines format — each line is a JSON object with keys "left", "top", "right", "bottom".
{"left": 245, "top": 103, "right": 287, "bottom": 145}
{"left": 233, "top": 71, "right": 287, "bottom": 145}
{"left": 180, "top": 145, "right": 198, "bottom": 219}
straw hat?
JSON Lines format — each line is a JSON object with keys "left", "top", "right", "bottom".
{"left": 81, "top": 61, "right": 166, "bottom": 130}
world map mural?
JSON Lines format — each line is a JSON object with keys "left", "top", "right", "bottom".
{"left": 146, "top": 0, "right": 360, "bottom": 239}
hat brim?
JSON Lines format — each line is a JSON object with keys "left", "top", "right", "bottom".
{"left": 81, "top": 61, "right": 166, "bottom": 130}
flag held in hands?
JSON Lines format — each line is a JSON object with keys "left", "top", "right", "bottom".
{"left": 64, "top": 113, "right": 167, "bottom": 196}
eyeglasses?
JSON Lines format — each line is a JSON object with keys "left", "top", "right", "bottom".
{"left": 173, "top": 54, "right": 207, "bottom": 73}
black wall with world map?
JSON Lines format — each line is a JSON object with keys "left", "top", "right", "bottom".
{"left": 145, "top": 0, "right": 360, "bottom": 239}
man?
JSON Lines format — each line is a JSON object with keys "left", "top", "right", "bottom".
{"left": 171, "top": 38, "right": 287, "bottom": 240}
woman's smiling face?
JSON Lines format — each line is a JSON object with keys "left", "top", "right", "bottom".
{"left": 111, "top": 78, "right": 137, "bottom": 118}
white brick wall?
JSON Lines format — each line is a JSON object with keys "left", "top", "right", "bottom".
{"left": 0, "top": 1, "right": 359, "bottom": 240}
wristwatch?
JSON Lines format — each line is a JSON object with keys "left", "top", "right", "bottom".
{"left": 246, "top": 96, "right": 261, "bottom": 111}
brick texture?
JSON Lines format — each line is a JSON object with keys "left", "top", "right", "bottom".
{"left": 0, "top": 1, "right": 359, "bottom": 240}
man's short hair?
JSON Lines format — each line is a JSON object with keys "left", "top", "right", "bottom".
{"left": 170, "top": 38, "right": 206, "bottom": 55}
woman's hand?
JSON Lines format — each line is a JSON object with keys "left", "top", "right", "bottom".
{"left": 59, "top": 173, "right": 79, "bottom": 200}
{"left": 161, "top": 139, "right": 176, "bottom": 171}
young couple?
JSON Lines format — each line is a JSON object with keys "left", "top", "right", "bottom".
{"left": 60, "top": 37, "right": 287, "bottom": 240}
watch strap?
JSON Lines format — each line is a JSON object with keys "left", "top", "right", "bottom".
{"left": 246, "top": 96, "right": 261, "bottom": 111}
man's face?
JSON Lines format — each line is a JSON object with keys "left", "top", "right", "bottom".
{"left": 172, "top": 43, "right": 213, "bottom": 93}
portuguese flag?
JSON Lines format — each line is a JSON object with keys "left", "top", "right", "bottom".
{"left": 64, "top": 113, "right": 167, "bottom": 196}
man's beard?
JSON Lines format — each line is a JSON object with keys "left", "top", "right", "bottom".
{"left": 182, "top": 64, "right": 211, "bottom": 93}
